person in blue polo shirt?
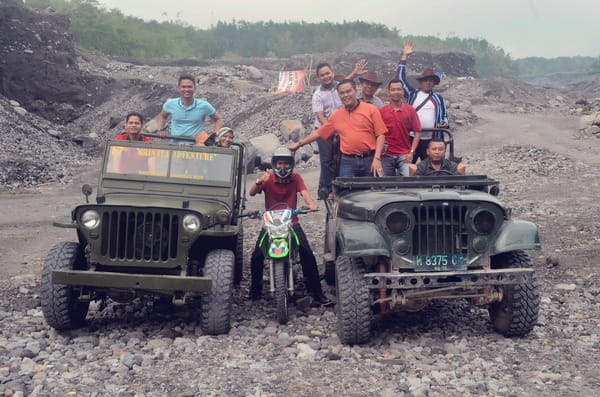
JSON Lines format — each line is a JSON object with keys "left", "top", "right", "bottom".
{"left": 156, "top": 74, "right": 223, "bottom": 145}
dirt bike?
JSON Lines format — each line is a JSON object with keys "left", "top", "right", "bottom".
{"left": 244, "top": 207, "right": 310, "bottom": 324}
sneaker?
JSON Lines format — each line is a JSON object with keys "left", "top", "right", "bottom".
{"left": 311, "top": 292, "right": 334, "bottom": 307}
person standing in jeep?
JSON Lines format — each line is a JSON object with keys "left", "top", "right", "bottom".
{"left": 311, "top": 60, "right": 367, "bottom": 197}
{"left": 379, "top": 80, "right": 422, "bottom": 176}
{"left": 396, "top": 41, "right": 448, "bottom": 163}
{"left": 291, "top": 79, "right": 387, "bottom": 178}
{"left": 358, "top": 71, "right": 385, "bottom": 108}
{"left": 156, "top": 74, "right": 224, "bottom": 145}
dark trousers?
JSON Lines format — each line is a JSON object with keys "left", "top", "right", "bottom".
{"left": 317, "top": 136, "right": 336, "bottom": 194}
{"left": 250, "top": 224, "right": 322, "bottom": 295}
{"left": 338, "top": 155, "right": 374, "bottom": 177}
{"left": 410, "top": 137, "right": 430, "bottom": 163}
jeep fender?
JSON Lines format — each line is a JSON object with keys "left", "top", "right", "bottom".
{"left": 336, "top": 218, "right": 388, "bottom": 257}
{"left": 492, "top": 219, "right": 541, "bottom": 255}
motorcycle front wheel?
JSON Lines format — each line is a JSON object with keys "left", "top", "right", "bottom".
{"left": 273, "top": 260, "right": 288, "bottom": 324}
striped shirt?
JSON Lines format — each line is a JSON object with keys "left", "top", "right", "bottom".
{"left": 311, "top": 82, "right": 343, "bottom": 128}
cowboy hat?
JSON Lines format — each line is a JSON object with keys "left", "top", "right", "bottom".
{"left": 358, "top": 71, "right": 383, "bottom": 86}
{"left": 416, "top": 68, "right": 440, "bottom": 85}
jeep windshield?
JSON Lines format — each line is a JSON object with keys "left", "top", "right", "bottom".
{"left": 105, "top": 142, "right": 234, "bottom": 184}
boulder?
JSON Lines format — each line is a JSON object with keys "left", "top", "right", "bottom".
{"left": 249, "top": 133, "right": 282, "bottom": 166}
{"left": 280, "top": 119, "right": 304, "bottom": 142}
{"left": 242, "top": 65, "right": 263, "bottom": 80}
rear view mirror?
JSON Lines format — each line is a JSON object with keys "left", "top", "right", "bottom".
{"left": 82, "top": 184, "right": 93, "bottom": 203}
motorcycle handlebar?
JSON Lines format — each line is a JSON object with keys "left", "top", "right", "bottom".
{"left": 241, "top": 207, "right": 317, "bottom": 219}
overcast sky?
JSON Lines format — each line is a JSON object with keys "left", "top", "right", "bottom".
{"left": 97, "top": 0, "right": 597, "bottom": 59}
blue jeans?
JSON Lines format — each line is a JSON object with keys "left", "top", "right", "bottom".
{"left": 339, "top": 155, "right": 374, "bottom": 177}
{"left": 382, "top": 154, "right": 409, "bottom": 176}
{"left": 317, "top": 137, "right": 336, "bottom": 194}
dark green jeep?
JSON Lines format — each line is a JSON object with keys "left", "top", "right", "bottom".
{"left": 324, "top": 175, "right": 541, "bottom": 345}
{"left": 41, "top": 139, "right": 246, "bottom": 335}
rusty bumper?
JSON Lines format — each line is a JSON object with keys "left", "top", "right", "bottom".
{"left": 365, "top": 268, "right": 534, "bottom": 290}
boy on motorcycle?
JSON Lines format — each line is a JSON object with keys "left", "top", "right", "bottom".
{"left": 248, "top": 147, "right": 333, "bottom": 306}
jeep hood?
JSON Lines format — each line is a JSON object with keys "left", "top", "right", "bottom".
{"left": 336, "top": 188, "right": 505, "bottom": 221}
{"left": 95, "top": 194, "right": 230, "bottom": 213}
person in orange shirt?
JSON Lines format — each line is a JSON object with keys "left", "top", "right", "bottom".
{"left": 289, "top": 79, "right": 387, "bottom": 178}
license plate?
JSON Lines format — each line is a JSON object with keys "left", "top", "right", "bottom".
{"left": 414, "top": 254, "right": 467, "bottom": 272}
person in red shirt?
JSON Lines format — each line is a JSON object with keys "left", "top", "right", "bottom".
{"left": 248, "top": 147, "right": 332, "bottom": 306}
{"left": 112, "top": 112, "right": 154, "bottom": 174}
{"left": 379, "top": 80, "right": 422, "bottom": 176}
{"left": 115, "top": 112, "right": 153, "bottom": 142}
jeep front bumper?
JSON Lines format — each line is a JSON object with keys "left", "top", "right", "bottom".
{"left": 365, "top": 268, "right": 534, "bottom": 290}
{"left": 52, "top": 270, "right": 211, "bottom": 293}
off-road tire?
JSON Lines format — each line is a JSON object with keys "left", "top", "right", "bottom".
{"left": 40, "top": 242, "right": 90, "bottom": 330}
{"left": 234, "top": 223, "right": 244, "bottom": 286}
{"left": 489, "top": 250, "right": 540, "bottom": 336}
{"left": 324, "top": 260, "right": 336, "bottom": 285}
{"left": 335, "top": 255, "right": 371, "bottom": 345}
{"left": 274, "top": 261, "right": 288, "bottom": 324}
{"left": 201, "top": 249, "right": 234, "bottom": 335}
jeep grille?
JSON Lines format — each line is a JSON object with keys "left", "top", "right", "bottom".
{"left": 412, "top": 204, "right": 468, "bottom": 255}
{"left": 100, "top": 210, "right": 179, "bottom": 261}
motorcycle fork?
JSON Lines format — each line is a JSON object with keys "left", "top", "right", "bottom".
{"left": 269, "top": 261, "right": 275, "bottom": 293}
{"left": 268, "top": 260, "right": 293, "bottom": 293}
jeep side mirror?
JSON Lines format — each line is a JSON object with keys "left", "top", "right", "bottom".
{"left": 490, "top": 185, "right": 500, "bottom": 196}
{"left": 82, "top": 184, "right": 93, "bottom": 203}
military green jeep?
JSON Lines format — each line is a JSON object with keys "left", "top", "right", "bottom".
{"left": 41, "top": 139, "right": 246, "bottom": 335}
{"left": 324, "top": 175, "right": 541, "bottom": 345}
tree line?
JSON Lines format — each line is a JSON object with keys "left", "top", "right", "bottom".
{"left": 25, "top": 0, "right": 599, "bottom": 78}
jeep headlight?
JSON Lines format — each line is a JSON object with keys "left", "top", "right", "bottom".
{"left": 472, "top": 209, "right": 495, "bottom": 234}
{"left": 183, "top": 214, "right": 201, "bottom": 232}
{"left": 386, "top": 211, "right": 410, "bottom": 234}
{"left": 81, "top": 210, "right": 100, "bottom": 230}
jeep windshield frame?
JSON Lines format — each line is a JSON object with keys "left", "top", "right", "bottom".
{"left": 333, "top": 175, "right": 499, "bottom": 192}
{"left": 104, "top": 141, "right": 235, "bottom": 186}
{"left": 97, "top": 141, "right": 246, "bottom": 211}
